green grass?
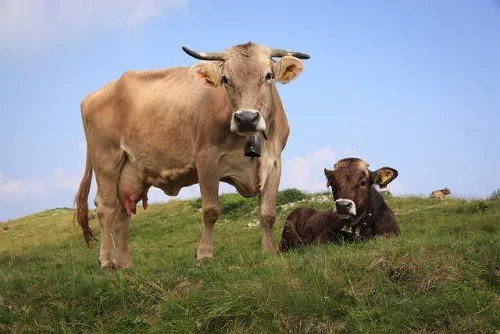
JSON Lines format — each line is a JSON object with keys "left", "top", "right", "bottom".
{"left": 1, "top": 192, "right": 499, "bottom": 333}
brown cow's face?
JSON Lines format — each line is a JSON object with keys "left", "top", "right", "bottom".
{"left": 324, "top": 158, "right": 398, "bottom": 221}
{"left": 188, "top": 43, "right": 304, "bottom": 136}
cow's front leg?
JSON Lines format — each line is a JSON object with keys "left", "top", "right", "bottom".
{"left": 258, "top": 161, "right": 281, "bottom": 254}
{"left": 196, "top": 151, "right": 221, "bottom": 261}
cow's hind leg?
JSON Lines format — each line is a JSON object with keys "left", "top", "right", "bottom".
{"left": 114, "top": 206, "right": 132, "bottom": 268}
{"left": 95, "top": 179, "right": 135, "bottom": 269}
{"left": 94, "top": 191, "right": 117, "bottom": 268}
{"left": 93, "top": 152, "right": 126, "bottom": 269}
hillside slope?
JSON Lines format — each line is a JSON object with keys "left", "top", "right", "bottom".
{"left": 1, "top": 191, "right": 499, "bottom": 333}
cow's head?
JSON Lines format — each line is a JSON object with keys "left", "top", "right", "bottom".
{"left": 442, "top": 188, "right": 451, "bottom": 195}
{"left": 183, "top": 42, "right": 309, "bottom": 136}
{"left": 324, "top": 158, "right": 398, "bottom": 221}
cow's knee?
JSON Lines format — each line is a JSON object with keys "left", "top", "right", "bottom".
{"left": 260, "top": 213, "right": 276, "bottom": 229}
{"left": 96, "top": 206, "right": 114, "bottom": 226}
{"left": 203, "top": 204, "right": 221, "bottom": 225}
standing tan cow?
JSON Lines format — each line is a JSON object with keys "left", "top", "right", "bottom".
{"left": 75, "top": 42, "right": 309, "bottom": 268}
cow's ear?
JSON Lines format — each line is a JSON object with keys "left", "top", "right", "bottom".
{"left": 324, "top": 168, "right": 334, "bottom": 188}
{"left": 189, "top": 61, "right": 223, "bottom": 87}
{"left": 274, "top": 56, "right": 303, "bottom": 84}
{"left": 372, "top": 167, "right": 398, "bottom": 186}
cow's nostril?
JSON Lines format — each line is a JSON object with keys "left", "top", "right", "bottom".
{"left": 234, "top": 114, "right": 243, "bottom": 124}
{"left": 252, "top": 114, "right": 259, "bottom": 123}
{"left": 345, "top": 202, "right": 352, "bottom": 208}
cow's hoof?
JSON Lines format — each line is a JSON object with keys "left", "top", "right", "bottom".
{"left": 196, "top": 256, "right": 213, "bottom": 265}
{"left": 100, "top": 261, "right": 116, "bottom": 270}
{"left": 196, "top": 249, "right": 213, "bottom": 263}
{"left": 262, "top": 244, "right": 278, "bottom": 254}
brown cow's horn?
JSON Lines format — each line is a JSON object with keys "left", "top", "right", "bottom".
{"left": 182, "top": 46, "right": 224, "bottom": 61}
{"left": 270, "top": 48, "right": 310, "bottom": 59}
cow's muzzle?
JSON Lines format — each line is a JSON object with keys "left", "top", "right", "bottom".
{"left": 230, "top": 109, "right": 266, "bottom": 136}
{"left": 334, "top": 199, "right": 356, "bottom": 220}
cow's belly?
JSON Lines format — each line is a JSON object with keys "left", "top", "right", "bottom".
{"left": 119, "top": 139, "right": 198, "bottom": 197}
{"left": 118, "top": 137, "right": 276, "bottom": 199}
{"left": 145, "top": 166, "right": 198, "bottom": 196}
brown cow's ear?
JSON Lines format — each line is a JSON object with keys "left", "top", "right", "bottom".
{"left": 372, "top": 167, "right": 398, "bottom": 186}
{"left": 189, "top": 61, "right": 223, "bottom": 87}
{"left": 324, "top": 168, "right": 334, "bottom": 188}
{"left": 274, "top": 56, "right": 303, "bottom": 84}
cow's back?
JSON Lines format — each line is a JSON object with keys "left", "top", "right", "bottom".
{"left": 80, "top": 67, "right": 233, "bottom": 190}
{"left": 81, "top": 67, "right": 223, "bottom": 144}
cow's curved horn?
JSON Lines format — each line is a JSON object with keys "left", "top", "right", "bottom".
{"left": 182, "top": 46, "right": 224, "bottom": 61}
{"left": 270, "top": 48, "right": 310, "bottom": 59}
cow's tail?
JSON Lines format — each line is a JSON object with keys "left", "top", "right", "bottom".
{"left": 74, "top": 148, "right": 96, "bottom": 247}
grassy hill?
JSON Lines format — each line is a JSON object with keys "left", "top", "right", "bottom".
{"left": 1, "top": 190, "right": 499, "bottom": 333}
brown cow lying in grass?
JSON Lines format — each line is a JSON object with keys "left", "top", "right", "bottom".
{"left": 430, "top": 188, "right": 451, "bottom": 199}
{"left": 280, "top": 158, "right": 400, "bottom": 251}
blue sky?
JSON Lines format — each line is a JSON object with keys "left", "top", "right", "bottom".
{"left": 1, "top": 0, "right": 499, "bottom": 221}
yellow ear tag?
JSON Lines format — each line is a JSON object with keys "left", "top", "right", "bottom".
{"left": 380, "top": 174, "right": 391, "bottom": 185}
{"left": 205, "top": 76, "right": 214, "bottom": 85}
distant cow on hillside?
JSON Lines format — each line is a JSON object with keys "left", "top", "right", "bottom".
{"left": 430, "top": 188, "right": 451, "bottom": 199}
{"left": 280, "top": 158, "right": 400, "bottom": 251}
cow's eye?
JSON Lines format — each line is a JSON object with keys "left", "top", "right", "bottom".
{"left": 221, "top": 75, "right": 229, "bottom": 85}
{"left": 264, "top": 72, "right": 274, "bottom": 83}
{"left": 359, "top": 180, "right": 368, "bottom": 187}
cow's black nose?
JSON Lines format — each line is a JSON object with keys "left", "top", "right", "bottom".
{"left": 233, "top": 110, "right": 261, "bottom": 132}
{"left": 335, "top": 200, "right": 353, "bottom": 213}
{"left": 235, "top": 110, "right": 259, "bottom": 125}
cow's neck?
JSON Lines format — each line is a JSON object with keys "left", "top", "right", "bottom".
{"left": 341, "top": 189, "right": 380, "bottom": 236}
{"left": 263, "top": 83, "right": 288, "bottom": 152}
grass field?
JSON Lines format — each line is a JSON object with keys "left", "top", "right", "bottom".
{"left": 1, "top": 190, "right": 499, "bottom": 333}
